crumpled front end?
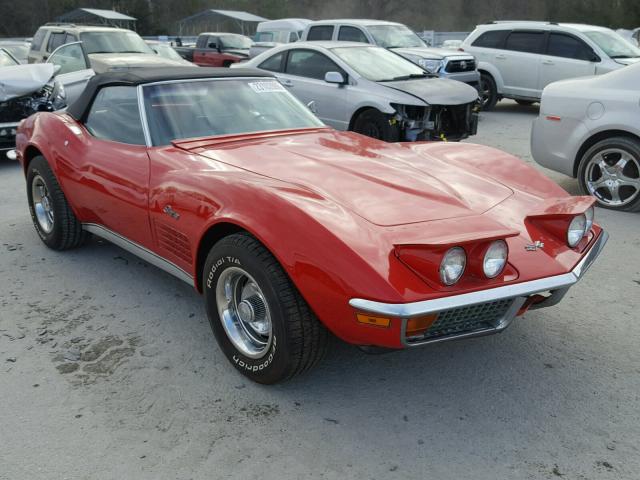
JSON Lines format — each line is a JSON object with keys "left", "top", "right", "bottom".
{"left": 0, "top": 86, "right": 55, "bottom": 153}
{"left": 392, "top": 102, "right": 479, "bottom": 142}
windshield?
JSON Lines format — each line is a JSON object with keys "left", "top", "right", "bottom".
{"left": 152, "top": 44, "right": 184, "bottom": 61}
{"left": 332, "top": 46, "right": 426, "bottom": 81}
{"left": 219, "top": 35, "right": 252, "bottom": 50}
{"left": 80, "top": 31, "right": 153, "bottom": 54}
{"left": 367, "top": 25, "right": 426, "bottom": 49}
{"left": 2, "top": 44, "right": 29, "bottom": 62}
{"left": 0, "top": 49, "right": 18, "bottom": 66}
{"left": 143, "top": 78, "right": 324, "bottom": 146}
{"left": 584, "top": 30, "right": 640, "bottom": 58}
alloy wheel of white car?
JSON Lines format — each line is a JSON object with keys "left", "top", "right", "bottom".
{"left": 579, "top": 137, "right": 640, "bottom": 211}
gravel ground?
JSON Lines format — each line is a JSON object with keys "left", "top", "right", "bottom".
{"left": 1, "top": 101, "right": 639, "bottom": 480}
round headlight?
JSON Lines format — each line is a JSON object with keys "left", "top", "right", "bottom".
{"left": 567, "top": 214, "right": 586, "bottom": 247}
{"left": 483, "top": 240, "right": 508, "bottom": 278}
{"left": 440, "top": 247, "right": 466, "bottom": 285}
{"left": 584, "top": 206, "right": 594, "bottom": 234}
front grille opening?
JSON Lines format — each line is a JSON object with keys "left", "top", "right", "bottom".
{"left": 406, "top": 298, "right": 515, "bottom": 343}
{"left": 445, "top": 59, "right": 476, "bottom": 73}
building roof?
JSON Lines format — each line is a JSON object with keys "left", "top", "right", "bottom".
{"left": 180, "top": 9, "right": 268, "bottom": 24}
{"left": 58, "top": 8, "right": 137, "bottom": 22}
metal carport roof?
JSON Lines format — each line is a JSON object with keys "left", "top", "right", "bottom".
{"left": 178, "top": 9, "right": 269, "bottom": 36}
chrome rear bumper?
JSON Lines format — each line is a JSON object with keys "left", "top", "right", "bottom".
{"left": 349, "top": 230, "right": 608, "bottom": 346}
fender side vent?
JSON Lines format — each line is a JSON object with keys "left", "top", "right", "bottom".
{"left": 155, "top": 221, "right": 192, "bottom": 264}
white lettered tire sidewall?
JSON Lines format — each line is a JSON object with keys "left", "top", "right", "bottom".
{"left": 203, "top": 238, "right": 292, "bottom": 383}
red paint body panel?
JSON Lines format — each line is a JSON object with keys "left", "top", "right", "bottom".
{"left": 192, "top": 49, "right": 244, "bottom": 67}
{"left": 16, "top": 113, "right": 602, "bottom": 349}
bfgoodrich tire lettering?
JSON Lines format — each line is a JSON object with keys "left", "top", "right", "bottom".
{"left": 203, "top": 233, "right": 328, "bottom": 384}
{"left": 26, "top": 155, "right": 89, "bottom": 250}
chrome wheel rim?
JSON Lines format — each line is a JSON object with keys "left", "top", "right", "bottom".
{"left": 31, "top": 175, "right": 54, "bottom": 233}
{"left": 585, "top": 148, "right": 640, "bottom": 207}
{"left": 215, "top": 267, "right": 272, "bottom": 359}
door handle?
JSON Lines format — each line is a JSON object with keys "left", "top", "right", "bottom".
{"left": 280, "top": 79, "right": 293, "bottom": 87}
{"left": 542, "top": 60, "right": 554, "bottom": 65}
{"left": 495, "top": 54, "right": 506, "bottom": 60}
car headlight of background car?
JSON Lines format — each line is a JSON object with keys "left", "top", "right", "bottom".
{"left": 50, "top": 81, "right": 66, "bottom": 110}
{"left": 418, "top": 58, "right": 443, "bottom": 73}
{"left": 440, "top": 247, "right": 466, "bottom": 285}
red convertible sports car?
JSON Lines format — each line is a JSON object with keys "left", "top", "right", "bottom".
{"left": 14, "top": 68, "right": 607, "bottom": 384}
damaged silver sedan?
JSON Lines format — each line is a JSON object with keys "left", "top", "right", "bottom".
{"left": 236, "top": 41, "right": 479, "bottom": 142}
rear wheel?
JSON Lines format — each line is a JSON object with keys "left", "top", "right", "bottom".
{"left": 26, "top": 156, "right": 89, "bottom": 249}
{"left": 352, "top": 109, "right": 400, "bottom": 142}
{"left": 479, "top": 72, "right": 498, "bottom": 111}
{"left": 578, "top": 137, "right": 640, "bottom": 211}
{"left": 203, "top": 233, "right": 329, "bottom": 384}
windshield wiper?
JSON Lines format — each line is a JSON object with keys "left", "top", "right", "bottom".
{"left": 611, "top": 54, "right": 639, "bottom": 58}
{"left": 379, "top": 73, "right": 429, "bottom": 82}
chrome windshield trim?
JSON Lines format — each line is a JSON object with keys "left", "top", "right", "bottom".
{"left": 349, "top": 230, "right": 608, "bottom": 318}
{"left": 82, "top": 223, "right": 194, "bottom": 286}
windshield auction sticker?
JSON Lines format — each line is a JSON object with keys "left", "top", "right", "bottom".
{"left": 248, "top": 81, "right": 286, "bottom": 93}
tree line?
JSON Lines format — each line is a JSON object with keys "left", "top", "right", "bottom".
{"left": 1, "top": 0, "right": 639, "bottom": 37}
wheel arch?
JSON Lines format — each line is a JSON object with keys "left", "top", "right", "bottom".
{"left": 195, "top": 221, "right": 251, "bottom": 293}
{"left": 23, "top": 144, "right": 44, "bottom": 175}
{"left": 348, "top": 106, "right": 379, "bottom": 131}
{"left": 574, "top": 129, "right": 640, "bottom": 177}
{"left": 477, "top": 62, "right": 504, "bottom": 93}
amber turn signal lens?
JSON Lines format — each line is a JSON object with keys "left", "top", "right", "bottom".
{"left": 405, "top": 314, "right": 438, "bottom": 337}
{"left": 356, "top": 313, "right": 391, "bottom": 328}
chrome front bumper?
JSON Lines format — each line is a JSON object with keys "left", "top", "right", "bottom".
{"left": 350, "top": 230, "right": 608, "bottom": 346}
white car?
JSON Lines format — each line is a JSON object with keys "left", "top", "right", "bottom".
{"left": 531, "top": 63, "right": 640, "bottom": 211}
{"left": 462, "top": 21, "right": 640, "bottom": 110}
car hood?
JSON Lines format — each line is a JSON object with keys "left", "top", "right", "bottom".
{"left": 0, "top": 63, "right": 54, "bottom": 102}
{"left": 88, "top": 53, "right": 192, "bottom": 73}
{"left": 391, "top": 46, "right": 473, "bottom": 60}
{"left": 382, "top": 77, "right": 478, "bottom": 105}
{"left": 186, "top": 130, "right": 513, "bottom": 226}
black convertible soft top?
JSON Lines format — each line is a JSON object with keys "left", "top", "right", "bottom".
{"left": 66, "top": 67, "right": 273, "bottom": 121}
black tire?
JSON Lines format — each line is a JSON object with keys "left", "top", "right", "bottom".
{"left": 577, "top": 136, "right": 640, "bottom": 212}
{"left": 203, "top": 233, "right": 329, "bottom": 384}
{"left": 26, "top": 156, "right": 89, "bottom": 250}
{"left": 222, "top": 61, "right": 233, "bottom": 68}
{"left": 515, "top": 99, "right": 535, "bottom": 106}
{"left": 352, "top": 109, "right": 400, "bottom": 142}
{"left": 479, "top": 72, "right": 498, "bottom": 111}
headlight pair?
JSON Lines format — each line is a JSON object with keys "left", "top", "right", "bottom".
{"left": 439, "top": 240, "right": 508, "bottom": 286}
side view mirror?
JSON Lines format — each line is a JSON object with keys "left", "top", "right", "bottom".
{"left": 324, "top": 71, "right": 345, "bottom": 84}
{"left": 208, "top": 43, "right": 220, "bottom": 51}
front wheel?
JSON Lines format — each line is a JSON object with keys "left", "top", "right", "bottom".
{"left": 578, "top": 137, "right": 640, "bottom": 211}
{"left": 203, "top": 233, "right": 329, "bottom": 384}
{"left": 26, "top": 156, "right": 89, "bottom": 249}
{"left": 352, "top": 109, "right": 400, "bottom": 142}
{"left": 479, "top": 73, "right": 498, "bottom": 111}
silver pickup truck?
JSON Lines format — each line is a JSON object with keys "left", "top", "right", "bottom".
{"left": 300, "top": 20, "right": 480, "bottom": 89}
